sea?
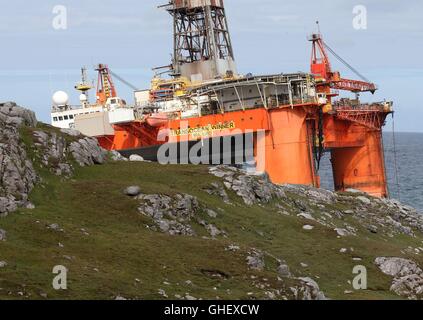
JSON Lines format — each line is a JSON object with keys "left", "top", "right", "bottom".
{"left": 319, "top": 132, "right": 423, "bottom": 212}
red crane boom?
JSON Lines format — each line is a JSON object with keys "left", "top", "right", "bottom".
{"left": 309, "top": 33, "right": 377, "bottom": 94}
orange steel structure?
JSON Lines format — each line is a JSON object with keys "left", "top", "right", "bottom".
{"left": 95, "top": 64, "right": 117, "bottom": 105}
{"left": 309, "top": 32, "right": 391, "bottom": 197}
{"left": 96, "top": 1, "right": 392, "bottom": 198}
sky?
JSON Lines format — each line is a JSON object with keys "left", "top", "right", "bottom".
{"left": 0, "top": 0, "right": 422, "bottom": 132}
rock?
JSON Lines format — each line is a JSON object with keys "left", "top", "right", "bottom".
{"left": 206, "top": 209, "right": 218, "bottom": 218}
{"left": 158, "top": 289, "right": 168, "bottom": 298}
{"left": 25, "top": 202, "right": 35, "bottom": 210}
{"left": 375, "top": 257, "right": 422, "bottom": 278}
{"left": 0, "top": 261, "right": 7, "bottom": 268}
{"left": 300, "top": 263, "right": 309, "bottom": 268}
{"left": 129, "top": 154, "right": 144, "bottom": 162}
{"left": 39, "top": 292, "right": 48, "bottom": 299}
{"left": 110, "top": 150, "right": 128, "bottom": 162}
{"left": 297, "top": 277, "right": 327, "bottom": 300}
{"left": 185, "top": 294, "right": 197, "bottom": 300}
{"left": 157, "top": 220, "right": 171, "bottom": 233}
{"left": 0, "top": 102, "right": 37, "bottom": 127}
{"left": 277, "top": 261, "right": 292, "bottom": 278}
{"left": 226, "top": 245, "right": 240, "bottom": 252}
{"left": 138, "top": 193, "right": 201, "bottom": 236}
{"left": 367, "top": 225, "right": 378, "bottom": 234}
{"left": 124, "top": 186, "right": 142, "bottom": 197}
{"left": 247, "top": 251, "right": 265, "bottom": 271}
{"left": 335, "top": 228, "right": 350, "bottom": 237}
{"left": 386, "top": 217, "right": 414, "bottom": 237}
{"left": 375, "top": 257, "right": 423, "bottom": 299}
{"left": 340, "top": 248, "right": 348, "bottom": 253}
{"left": 203, "top": 183, "right": 231, "bottom": 205}
{"left": 357, "top": 196, "right": 371, "bottom": 205}
{"left": 297, "top": 213, "right": 316, "bottom": 221}
{"left": 206, "top": 224, "right": 221, "bottom": 238}
{"left": 0, "top": 104, "right": 39, "bottom": 215}
{"left": 303, "top": 225, "right": 314, "bottom": 231}
{"left": 70, "top": 138, "right": 108, "bottom": 166}
{"left": 115, "top": 295, "right": 127, "bottom": 300}
{"left": 0, "top": 229, "right": 6, "bottom": 241}
{"left": 60, "top": 128, "right": 81, "bottom": 137}
{"left": 48, "top": 223, "right": 60, "bottom": 231}
{"left": 209, "top": 166, "right": 285, "bottom": 205}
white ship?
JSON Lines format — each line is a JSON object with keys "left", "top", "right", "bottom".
{"left": 50, "top": 65, "right": 135, "bottom": 138}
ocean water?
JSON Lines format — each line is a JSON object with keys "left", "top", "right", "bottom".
{"left": 319, "top": 132, "right": 423, "bottom": 211}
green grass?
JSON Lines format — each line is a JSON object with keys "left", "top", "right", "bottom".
{"left": 1, "top": 135, "right": 423, "bottom": 299}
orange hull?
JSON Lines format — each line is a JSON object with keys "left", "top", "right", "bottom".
{"left": 99, "top": 105, "right": 390, "bottom": 198}
{"left": 324, "top": 115, "right": 388, "bottom": 197}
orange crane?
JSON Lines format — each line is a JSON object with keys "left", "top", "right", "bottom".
{"left": 95, "top": 64, "right": 118, "bottom": 105}
{"left": 309, "top": 31, "right": 377, "bottom": 96}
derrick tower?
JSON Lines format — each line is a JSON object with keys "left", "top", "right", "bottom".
{"left": 165, "top": 0, "right": 237, "bottom": 82}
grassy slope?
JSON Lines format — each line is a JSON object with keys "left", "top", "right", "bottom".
{"left": 0, "top": 127, "right": 422, "bottom": 300}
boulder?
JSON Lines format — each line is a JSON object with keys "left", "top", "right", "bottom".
{"left": 70, "top": 138, "right": 108, "bottom": 166}
{"left": 129, "top": 154, "right": 144, "bottom": 162}
{"left": 246, "top": 251, "right": 265, "bottom": 271}
{"left": 297, "top": 277, "right": 327, "bottom": 300}
{"left": 110, "top": 150, "right": 128, "bottom": 162}
{"left": 0, "top": 229, "right": 6, "bottom": 241}
{"left": 357, "top": 196, "right": 371, "bottom": 205}
{"left": 375, "top": 257, "right": 423, "bottom": 299}
{"left": 124, "top": 186, "right": 142, "bottom": 197}
{"left": 277, "top": 261, "right": 292, "bottom": 278}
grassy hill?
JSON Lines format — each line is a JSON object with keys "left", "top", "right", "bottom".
{"left": 0, "top": 124, "right": 423, "bottom": 300}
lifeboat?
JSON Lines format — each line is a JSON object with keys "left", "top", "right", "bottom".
{"left": 146, "top": 113, "right": 169, "bottom": 127}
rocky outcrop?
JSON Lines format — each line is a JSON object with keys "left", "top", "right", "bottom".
{"left": 375, "top": 257, "right": 423, "bottom": 300}
{"left": 137, "top": 193, "right": 201, "bottom": 236}
{"left": 0, "top": 102, "right": 38, "bottom": 216}
{"left": 208, "top": 165, "right": 423, "bottom": 239}
{"left": 246, "top": 250, "right": 265, "bottom": 271}
{"left": 0, "top": 101, "right": 37, "bottom": 127}
{"left": 69, "top": 138, "right": 108, "bottom": 167}
{"left": 294, "top": 277, "right": 327, "bottom": 300}
{"left": 209, "top": 166, "right": 285, "bottom": 205}
{"left": 136, "top": 192, "right": 225, "bottom": 237}
{"left": 0, "top": 102, "right": 110, "bottom": 216}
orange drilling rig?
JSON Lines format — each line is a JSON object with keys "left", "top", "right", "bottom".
{"left": 53, "top": 0, "right": 393, "bottom": 198}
